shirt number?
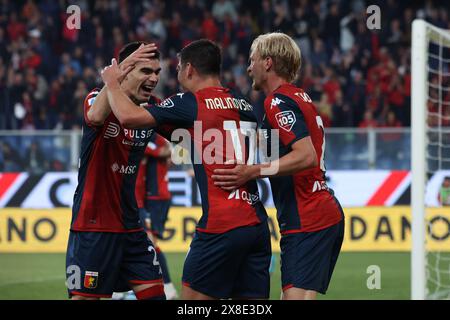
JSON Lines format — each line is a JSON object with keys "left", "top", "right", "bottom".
{"left": 223, "top": 120, "right": 257, "bottom": 164}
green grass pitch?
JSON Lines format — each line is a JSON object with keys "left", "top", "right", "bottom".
{"left": 0, "top": 252, "right": 410, "bottom": 300}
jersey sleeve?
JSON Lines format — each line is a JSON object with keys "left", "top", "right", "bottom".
{"left": 144, "top": 144, "right": 157, "bottom": 157}
{"left": 145, "top": 92, "right": 197, "bottom": 129}
{"left": 265, "top": 93, "right": 309, "bottom": 147}
{"left": 154, "top": 134, "right": 169, "bottom": 148}
{"left": 144, "top": 134, "right": 168, "bottom": 157}
{"left": 83, "top": 88, "right": 101, "bottom": 128}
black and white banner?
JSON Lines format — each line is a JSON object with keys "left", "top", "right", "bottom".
{"left": 1, "top": 170, "right": 444, "bottom": 209}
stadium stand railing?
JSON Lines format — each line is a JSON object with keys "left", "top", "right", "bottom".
{"left": 0, "top": 128, "right": 412, "bottom": 172}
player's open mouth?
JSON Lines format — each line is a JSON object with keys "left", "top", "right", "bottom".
{"left": 141, "top": 84, "right": 154, "bottom": 93}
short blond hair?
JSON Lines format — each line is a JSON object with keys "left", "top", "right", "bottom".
{"left": 250, "top": 32, "right": 301, "bottom": 83}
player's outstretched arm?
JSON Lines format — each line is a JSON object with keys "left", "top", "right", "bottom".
{"left": 212, "top": 136, "right": 317, "bottom": 190}
{"left": 88, "top": 44, "right": 158, "bottom": 126}
{"left": 102, "top": 58, "right": 157, "bottom": 129}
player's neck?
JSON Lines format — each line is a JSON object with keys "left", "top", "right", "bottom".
{"left": 122, "top": 87, "right": 143, "bottom": 106}
{"left": 130, "top": 96, "right": 144, "bottom": 106}
{"left": 190, "top": 77, "right": 222, "bottom": 92}
{"left": 262, "top": 75, "right": 290, "bottom": 96}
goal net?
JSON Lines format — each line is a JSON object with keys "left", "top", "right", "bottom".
{"left": 411, "top": 19, "right": 450, "bottom": 300}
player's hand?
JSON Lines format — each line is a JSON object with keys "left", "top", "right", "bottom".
{"left": 212, "top": 162, "right": 252, "bottom": 191}
{"left": 118, "top": 43, "right": 158, "bottom": 83}
{"left": 101, "top": 58, "right": 121, "bottom": 88}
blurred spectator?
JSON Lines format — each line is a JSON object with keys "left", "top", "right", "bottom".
{"left": 59, "top": 52, "right": 82, "bottom": 76}
{"left": 24, "top": 141, "right": 49, "bottom": 173}
{"left": 7, "top": 12, "right": 26, "bottom": 41}
{"left": 167, "top": 11, "right": 183, "bottom": 53}
{"left": 258, "top": 0, "right": 274, "bottom": 34}
{"left": 332, "top": 91, "right": 353, "bottom": 127}
{"left": 387, "top": 74, "right": 407, "bottom": 124}
{"left": 212, "top": 0, "right": 237, "bottom": 23}
{"left": 322, "top": 67, "right": 341, "bottom": 105}
{"left": 235, "top": 13, "right": 254, "bottom": 56}
{"left": 340, "top": 11, "right": 356, "bottom": 52}
{"left": 179, "top": 0, "right": 203, "bottom": 25}
{"left": 273, "top": 1, "right": 290, "bottom": 33}
{"left": 387, "top": 19, "right": 402, "bottom": 45}
{"left": 316, "top": 93, "right": 333, "bottom": 127}
{"left": 359, "top": 110, "right": 378, "bottom": 129}
{"left": 366, "top": 85, "right": 385, "bottom": 122}
{"left": 137, "top": 10, "right": 167, "bottom": 43}
{"left": 323, "top": 2, "right": 341, "bottom": 49}
{"left": 346, "top": 70, "right": 366, "bottom": 126}
{"left": 202, "top": 10, "right": 219, "bottom": 42}
{"left": 310, "top": 38, "right": 328, "bottom": 68}
{"left": 292, "top": 3, "right": 311, "bottom": 59}
{"left": 0, "top": 141, "right": 24, "bottom": 172}
{"left": 378, "top": 111, "right": 403, "bottom": 161}
{"left": 232, "top": 54, "right": 247, "bottom": 80}
{"left": 180, "top": 19, "right": 201, "bottom": 48}
{"left": 0, "top": 28, "right": 8, "bottom": 62}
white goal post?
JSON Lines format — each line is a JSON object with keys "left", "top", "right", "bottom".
{"left": 411, "top": 19, "right": 450, "bottom": 300}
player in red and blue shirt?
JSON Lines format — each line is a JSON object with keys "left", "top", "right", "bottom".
{"left": 212, "top": 32, "right": 345, "bottom": 300}
{"left": 144, "top": 134, "right": 172, "bottom": 209}
{"left": 66, "top": 42, "right": 165, "bottom": 300}
{"left": 102, "top": 39, "right": 271, "bottom": 300}
{"left": 135, "top": 134, "right": 171, "bottom": 223}
{"left": 135, "top": 134, "right": 177, "bottom": 299}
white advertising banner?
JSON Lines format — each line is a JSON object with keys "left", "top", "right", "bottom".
{"left": 0, "top": 170, "right": 438, "bottom": 209}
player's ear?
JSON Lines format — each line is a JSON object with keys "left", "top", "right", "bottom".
{"left": 186, "top": 63, "right": 194, "bottom": 78}
{"left": 264, "top": 56, "right": 273, "bottom": 72}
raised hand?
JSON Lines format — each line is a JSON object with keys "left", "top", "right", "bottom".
{"left": 118, "top": 43, "right": 158, "bottom": 83}
{"left": 101, "top": 58, "right": 121, "bottom": 88}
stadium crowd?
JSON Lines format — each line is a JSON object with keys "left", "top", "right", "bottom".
{"left": 0, "top": 0, "right": 449, "bottom": 171}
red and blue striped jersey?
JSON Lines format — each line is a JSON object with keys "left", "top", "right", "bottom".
{"left": 145, "top": 134, "right": 171, "bottom": 201}
{"left": 146, "top": 87, "right": 267, "bottom": 234}
{"left": 71, "top": 89, "right": 160, "bottom": 232}
{"left": 135, "top": 134, "right": 171, "bottom": 209}
{"left": 263, "top": 83, "right": 343, "bottom": 234}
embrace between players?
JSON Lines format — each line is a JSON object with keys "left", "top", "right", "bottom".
{"left": 66, "top": 32, "right": 345, "bottom": 300}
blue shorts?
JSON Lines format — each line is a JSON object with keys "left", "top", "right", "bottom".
{"left": 280, "top": 219, "right": 345, "bottom": 294}
{"left": 182, "top": 222, "right": 271, "bottom": 299}
{"left": 144, "top": 199, "right": 171, "bottom": 239}
{"left": 66, "top": 230, "right": 164, "bottom": 299}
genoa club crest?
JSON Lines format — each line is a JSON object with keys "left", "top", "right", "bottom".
{"left": 84, "top": 271, "right": 98, "bottom": 289}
